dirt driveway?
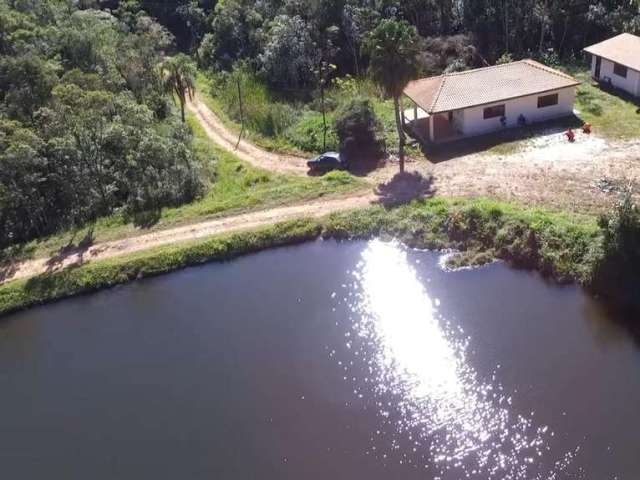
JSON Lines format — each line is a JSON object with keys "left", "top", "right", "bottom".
{"left": 427, "top": 131, "right": 640, "bottom": 214}
{"left": 1, "top": 193, "right": 375, "bottom": 285}
{"left": 188, "top": 97, "right": 309, "bottom": 175}
{"left": 360, "top": 129, "right": 639, "bottom": 214}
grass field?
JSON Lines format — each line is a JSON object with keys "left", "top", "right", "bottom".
{"left": 1, "top": 111, "right": 365, "bottom": 263}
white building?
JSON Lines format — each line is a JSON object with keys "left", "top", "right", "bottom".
{"left": 402, "top": 60, "right": 580, "bottom": 144}
{"left": 584, "top": 33, "right": 640, "bottom": 98}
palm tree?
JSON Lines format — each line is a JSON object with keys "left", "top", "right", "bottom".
{"left": 365, "top": 19, "right": 420, "bottom": 173}
{"left": 162, "top": 54, "right": 196, "bottom": 123}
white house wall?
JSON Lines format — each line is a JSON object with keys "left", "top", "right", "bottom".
{"left": 591, "top": 55, "right": 640, "bottom": 96}
{"left": 459, "top": 87, "right": 577, "bottom": 138}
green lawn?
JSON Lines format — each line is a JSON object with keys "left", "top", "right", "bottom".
{"left": 2, "top": 111, "right": 366, "bottom": 262}
{"left": 572, "top": 69, "right": 640, "bottom": 140}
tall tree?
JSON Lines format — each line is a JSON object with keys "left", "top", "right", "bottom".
{"left": 365, "top": 18, "right": 420, "bottom": 173}
{"left": 162, "top": 54, "right": 196, "bottom": 123}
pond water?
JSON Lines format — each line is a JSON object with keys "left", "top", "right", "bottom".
{"left": 1, "top": 240, "right": 639, "bottom": 480}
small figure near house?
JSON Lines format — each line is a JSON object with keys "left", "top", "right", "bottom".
{"left": 565, "top": 128, "right": 576, "bottom": 142}
{"left": 518, "top": 114, "right": 527, "bottom": 127}
{"left": 500, "top": 115, "right": 507, "bottom": 127}
{"left": 582, "top": 123, "right": 592, "bottom": 134}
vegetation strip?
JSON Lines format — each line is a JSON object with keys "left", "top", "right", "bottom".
{"left": 4, "top": 197, "right": 626, "bottom": 318}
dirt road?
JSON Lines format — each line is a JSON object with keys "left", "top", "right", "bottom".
{"left": 429, "top": 132, "right": 640, "bottom": 213}
{"left": 2, "top": 193, "right": 375, "bottom": 285}
{"left": 188, "top": 97, "right": 309, "bottom": 175}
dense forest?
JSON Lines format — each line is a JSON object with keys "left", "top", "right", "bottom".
{"left": 2, "top": 0, "right": 639, "bottom": 249}
{"left": 144, "top": 0, "right": 640, "bottom": 84}
{"left": 0, "top": 0, "right": 201, "bottom": 248}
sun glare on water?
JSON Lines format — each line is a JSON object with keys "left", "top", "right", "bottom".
{"left": 338, "top": 240, "right": 579, "bottom": 480}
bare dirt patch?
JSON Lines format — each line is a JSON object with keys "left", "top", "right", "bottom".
{"left": 423, "top": 130, "right": 640, "bottom": 214}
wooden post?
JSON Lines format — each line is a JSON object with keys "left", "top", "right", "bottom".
{"left": 236, "top": 77, "right": 244, "bottom": 150}
{"left": 321, "top": 79, "right": 327, "bottom": 151}
{"left": 429, "top": 116, "right": 435, "bottom": 143}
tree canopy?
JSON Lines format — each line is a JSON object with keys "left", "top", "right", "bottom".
{"left": 0, "top": 1, "right": 201, "bottom": 247}
{"left": 365, "top": 18, "right": 420, "bottom": 172}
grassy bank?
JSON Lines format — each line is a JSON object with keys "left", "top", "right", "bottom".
{"left": 0, "top": 197, "right": 605, "bottom": 317}
{"left": 3, "top": 111, "right": 365, "bottom": 263}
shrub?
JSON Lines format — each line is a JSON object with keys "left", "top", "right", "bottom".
{"left": 496, "top": 52, "right": 514, "bottom": 65}
{"left": 591, "top": 192, "right": 640, "bottom": 310}
{"left": 334, "top": 97, "right": 385, "bottom": 163}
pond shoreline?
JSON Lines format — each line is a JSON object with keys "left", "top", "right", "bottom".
{"left": 0, "top": 197, "right": 613, "bottom": 318}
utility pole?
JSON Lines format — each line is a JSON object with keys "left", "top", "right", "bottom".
{"left": 236, "top": 77, "right": 244, "bottom": 150}
{"left": 504, "top": 0, "right": 509, "bottom": 53}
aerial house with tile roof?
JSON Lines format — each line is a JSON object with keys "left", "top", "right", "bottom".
{"left": 402, "top": 59, "right": 580, "bottom": 144}
{"left": 584, "top": 33, "right": 640, "bottom": 98}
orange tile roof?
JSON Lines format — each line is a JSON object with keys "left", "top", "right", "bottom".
{"left": 584, "top": 33, "right": 640, "bottom": 72}
{"left": 403, "top": 59, "right": 580, "bottom": 114}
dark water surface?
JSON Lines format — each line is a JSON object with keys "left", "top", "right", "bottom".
{"left": 1, "top": 240, "right": 639, "bottom": 479}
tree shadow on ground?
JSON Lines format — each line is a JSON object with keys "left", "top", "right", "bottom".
{"left": 374, "top": 171, "right": 437, "bottom": 207}
{"left": 44, "top": 227, "right": 95, "bottom": 273}
{"left": 348, "top": 156, "right": 387, "bottom": 177}
{"left": 420, "top": 115, "right": 584, "bottom": 163}
{"left": 0, "top": 243, "right": 38, "bottom": 283}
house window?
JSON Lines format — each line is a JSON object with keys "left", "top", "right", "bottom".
{"left": 613, "top": 63, "right": 628, "bottom": 78}
{"left": 537, "top": 93, "right": 559, "bottom": 108}
{"left": 483, "top": 104, "right": 505, "bottom": 119}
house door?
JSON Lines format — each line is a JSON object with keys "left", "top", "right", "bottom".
{"left": 594, "top": 56, "right": 601, "bottom": 79}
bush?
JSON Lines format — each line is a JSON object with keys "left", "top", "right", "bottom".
{"left": 591, "top": 192, "right": 640, "bottom": 310}
{"left": 334, "top": 97, "right": 385, "bottom": 163}
{"left": 496, "top": 52, "right": 514, "bottom": 65}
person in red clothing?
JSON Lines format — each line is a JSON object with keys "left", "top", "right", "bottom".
{"left": 565, "top": 128, "right": 576, "bottom": 142}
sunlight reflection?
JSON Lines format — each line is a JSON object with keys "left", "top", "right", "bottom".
{"left": 343, "top": 240, "right": 578, "bottom": 479}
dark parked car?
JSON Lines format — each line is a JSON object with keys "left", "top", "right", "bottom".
{"left": 306, "top": 152, "right": 347, "bottom": 173}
